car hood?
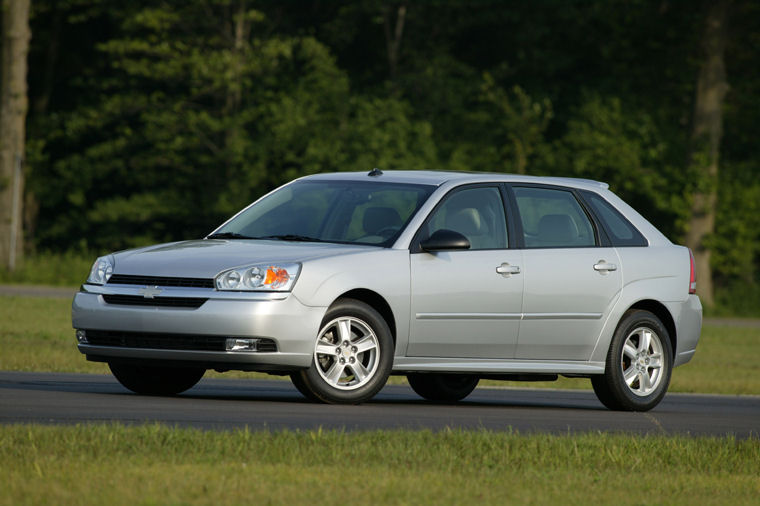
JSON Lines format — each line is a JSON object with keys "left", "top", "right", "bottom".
{"left": 112, "top": 239, "right": 377, "bottom": 278}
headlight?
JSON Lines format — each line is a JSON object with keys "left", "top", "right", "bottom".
{"left": 86, "top": 255, "right": 115, "bottom": 285}
{"left": 215, "top": 263, "right": 301, "bottom": 292}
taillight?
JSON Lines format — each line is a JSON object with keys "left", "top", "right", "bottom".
{"left": 688, "top": 249, "right": 697, "bottom": 294}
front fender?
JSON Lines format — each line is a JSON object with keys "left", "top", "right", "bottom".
{"left": 292, "top": 249, "right": 411, "bottom": 353}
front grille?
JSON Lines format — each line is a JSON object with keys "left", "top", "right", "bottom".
{"left": 107, "top": 274, "right": 214, "bottom": 289}
{"left": 85, "top": 330, "right": 277, "bottom": 352}
{"left": 103, "top": 294, "right": 207, "bottom": 309}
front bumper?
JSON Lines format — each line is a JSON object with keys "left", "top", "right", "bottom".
{"left": 72, "top": 284, "right": 325, "bottom": 371}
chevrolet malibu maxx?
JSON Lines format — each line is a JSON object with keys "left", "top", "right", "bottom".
{"left": 72, "top": 170, "right": 702, "bottom": 411}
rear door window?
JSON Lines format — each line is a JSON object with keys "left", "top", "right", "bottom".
{"left": 512, "top": 186, "right": 596, "bottom": 248}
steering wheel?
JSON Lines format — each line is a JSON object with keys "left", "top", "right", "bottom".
{"left": 374, "top": 225, "right": 401, "bottom": 239}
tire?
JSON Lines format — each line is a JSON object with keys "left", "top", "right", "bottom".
{"left": 289, "top": 372, "right": 319, "bottom": 401}
{"left": 108, "top": 363, "right": 205, "bottom": 396}
{"left": 292, "top": 298, "right": 394, "bottom": 404}
{"left": 407, "top": 373, "right": 479, "bottom": 402}
{"left": 592, "top": 309, "right": 673, "bottom": 411}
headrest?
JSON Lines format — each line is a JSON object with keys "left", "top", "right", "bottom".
{"left": 446, "top": 208, "right": 482, "bottom": 235}
{"left": 537, "top": 214, "right": 578, "bottom": 244}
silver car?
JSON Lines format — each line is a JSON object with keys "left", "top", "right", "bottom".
{"left": 72, "top": 170, "right": 702, "bottom": 411}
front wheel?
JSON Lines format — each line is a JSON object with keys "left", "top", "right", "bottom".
{"left": 292, "top": 298, "right": 394, "bottom": 404}
{"left": 407, "top": 373, "right": 479, "bottom": 402}
{"left": 109, "top": 363, "right": 205, "bottom": 396}
{"left": 592, "top": 310, "right": 672, "bottom": 411}
{"left": 289, "top": 372, "right": 319, "bottom": 401}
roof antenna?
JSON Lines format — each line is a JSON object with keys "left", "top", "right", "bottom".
{"left": 368, "top": 168, "right": 383, "bottom": 177}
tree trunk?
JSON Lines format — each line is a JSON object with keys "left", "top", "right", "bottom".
{"left": 685, "top": 0, "right": 730, "bottom": 307}
{"left": 0, "top": 0, "right": 31, "bottom": 271}
{"left": 224, "top": 1, "right": 248, "bottom": 168}
{"left": 383, "top": 2, "right": 407, "bottom": 79}
{"left": 33, "top": 6, "right": 63, "bottom": 116}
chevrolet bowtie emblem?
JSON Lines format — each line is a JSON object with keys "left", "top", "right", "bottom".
{"left": 137, "top": 285, "right": 162, "bottom": 299}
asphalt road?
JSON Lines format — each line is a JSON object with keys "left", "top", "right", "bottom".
{"left": 1, "top": 371, "right": 757, "bottom": 437}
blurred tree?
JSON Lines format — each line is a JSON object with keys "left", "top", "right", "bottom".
{"left": 480, "top": 75, "right": 552, "bottom": 175}
{"left": 685, "top": 0, "right": 731, "bottom": 307}
{"left": 712, "top": 0, "right": 760, "bottom": 305}
{"left": 556, "top": 95, "right": 686, "bottom": 239}
{"left": 18, "top": 0, "right": 760, "bottom": 313}
{"left": 0, "top": 0, "right": 31, "bottom": 270}
{"left": 30, "top": 0, "right": 436, "bottom": 252}
{"left": 383, "top": 1, "right": 407, "bottom": 80}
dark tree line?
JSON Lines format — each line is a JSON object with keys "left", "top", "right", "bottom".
{"left": 3, "top": 0, "right": 759, "bottom": 309}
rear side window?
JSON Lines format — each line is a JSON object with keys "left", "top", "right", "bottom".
{"left": 513, "top": 186, "right": 596, "bottom": 248}
{"left": 582, "top": 191, "right": 648, "bottom": 247}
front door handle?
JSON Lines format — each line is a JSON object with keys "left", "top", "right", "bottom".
{"left": 594, "top": 261, "right": 618, "bottom": 273}
{"left": 496, "top": 263, "right": 521, "bottom": 276}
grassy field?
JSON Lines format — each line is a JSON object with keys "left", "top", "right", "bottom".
{"left": 0, "top": 253, "right": 93, "bottom": 287}
{"left": 1, "top": 424, "right": 759, "bottom": 505}
{"left": 2, "top": 295, "right": 759, "bottom": 504}
{"left": 1, "top": 295, "right": 758, "bottom": 395}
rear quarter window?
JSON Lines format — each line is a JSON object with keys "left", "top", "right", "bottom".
{"left": 581, "top": 191, "right": 648, "bottom": 247}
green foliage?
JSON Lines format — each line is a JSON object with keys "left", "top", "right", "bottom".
{"left": 711, "top": 165, "right": 760, "bottom": 283}
{"left": 22, "top": 0, "right": 760, "bottom": 311}
{"left": 480, "top": 74, "right": 553, "bottom": 174}
{"left": 554, "top": 95, "right": 689, "bottom": 239}
{"left": 713, "top": 282, "right": 760, "bottom": 318}
{"left": 29, "top": 1, "right": 437, "bottom": 252}
{"left": 0, "top": 252, "right": 92, "bottom": 287}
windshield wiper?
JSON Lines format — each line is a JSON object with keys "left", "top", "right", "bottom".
{"left": 208, "top": 232, "right": 326, "bottom": 242}
{"left": 206, "top": 232, "right": 255, "bottom": 240}
{"left": 257, "top": 234, "right": 325, "bottom": 242}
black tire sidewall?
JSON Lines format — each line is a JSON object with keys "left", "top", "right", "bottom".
{"left": 289, "top": 372, "right": 320, "bottom": 401}
{"left": 300, "top": 299, "right": 394, "bottom": 404}
{"left": 407, "top": 373, "right": 479, "bottom": 402}
{"left": 109, "top": 363, "right": 204, "bottom": 396}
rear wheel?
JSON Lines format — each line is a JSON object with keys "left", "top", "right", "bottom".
{"left": 108, "top": 363, "right": 205, "bottom": 396}
{"left": 407, "top": 373, "right": 479, "bottom": 402}
{"left": 592, "top": 310, "right": 672, "bottom": 411}
{"left": 292, "top": 298, "right": 394, "bottom": 404}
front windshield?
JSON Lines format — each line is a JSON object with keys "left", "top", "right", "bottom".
{"left": 211, "top": 180, "right": 435, "bottom": 246}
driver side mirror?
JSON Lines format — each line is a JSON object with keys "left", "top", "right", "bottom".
{"left": 420, "top": 229, "right": 471, "bottom": 252}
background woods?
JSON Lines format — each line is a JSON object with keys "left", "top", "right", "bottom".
{"left": 2, "top": 0, "right": 759, "bottom": 313}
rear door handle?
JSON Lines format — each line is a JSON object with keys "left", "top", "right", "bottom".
{"left": 593, "top": 261, "right": 618, "bottom": 273}
{"left": 496, "top": 263, "right": 521, "bottom": 276}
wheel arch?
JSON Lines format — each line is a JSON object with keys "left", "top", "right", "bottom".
{"left": 627, "top": 299, "right": 677, "bottom": 356}
{"left": 333, "top": 288, "right": 397, "bottom": 344}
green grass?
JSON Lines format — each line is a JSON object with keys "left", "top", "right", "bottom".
{"left": 1, "top": 425, "right": 758, "bottom": 505}
{"left": 1, "top": 295, "right": 758, "bottom": 395}
{"left": 669, "top": 324, "right": 760, "bottom": 394}
{"left": 0, "top": 296, "right": 106, "bottom": 374}
{"left": 0, "top": 251, "right": 92, "bottom": 287}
